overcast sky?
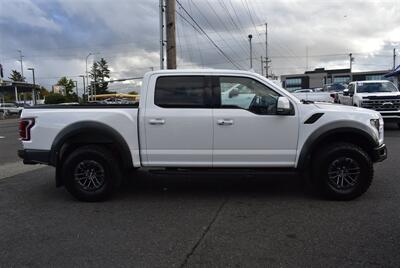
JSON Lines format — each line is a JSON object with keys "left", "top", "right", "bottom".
{"left": 0, "top": 0, "right": 399, "bottom": 92}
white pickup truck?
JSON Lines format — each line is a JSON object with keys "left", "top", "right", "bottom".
{"left": 18, "top": 70, "right": 387, "bottom": 201}
{"left": 338, "top": 80, "right": 400, "bottom": 127}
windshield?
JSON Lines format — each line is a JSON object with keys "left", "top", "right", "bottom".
{"left": 323, "top": 83, "right": 347, "bottom": 92}
{"left": 357, "top": 82, "right": 398, "bottom": 93}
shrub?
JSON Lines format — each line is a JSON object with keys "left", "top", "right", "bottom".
{"left": 44, "top": 93, "right": 66, "bottom": 104}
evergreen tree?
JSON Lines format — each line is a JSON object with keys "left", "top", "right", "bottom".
{"left": 8, "top": 70, "right": 25, "bottom": 82}
{"left": 57, "top": 77, "right": 75, "bottom": 96}
{"left": 89, "top": 58, "right": 110, "bottom": 94}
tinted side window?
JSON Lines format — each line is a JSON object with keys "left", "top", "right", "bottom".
{"left": 155, "top": 76, "right": 211, "bottom": 108}
{"left": 218, "top": 76, "right": 280, "bottom": 115}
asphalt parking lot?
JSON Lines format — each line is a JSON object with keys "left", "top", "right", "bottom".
{"left": 1, "top": 118, "right": 400, "bottom": 267}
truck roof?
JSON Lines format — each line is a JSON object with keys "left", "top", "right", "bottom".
{"left": 146, "top": 69, "right": 258, "bottom": 76}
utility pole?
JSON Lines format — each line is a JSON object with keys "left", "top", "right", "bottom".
{"left": 165, "top": 0, "right": 176, "bottom": 69}
{"left": 159, "top": 0, "right": 165, "bottom": 69}
{"left": 27, "top": 68, "right": 35, "bottom": 105}
{"left": 306, "top": 46, "right": 309, "bottom": 71}
{"left": 248, "top": 34, "right": 253, "bottom": 69}
{"left": 79, "top": 75, "right": 86, "bottom": 102}
{"left": 260, "top": 56, "right": 264, "bottom": 76}
{"left": 264, "top": 23, "right": 271, "bottom": 78}
{"left": 85, "top": 52, "right": 98, "bottom": 101}
{"left": 349, "top": 53, "right": 354, "bottom": 72}
{"left": 73, "top": 81, "right": 78, "bottom": 98}
{"left": 18, "top": 50, "right": 24, "bottom": 80}
{"left": 393, "top": 48, "right": 397, "bottom": 70}
{"left": 93, "top": 73, "right": 97, "bottom": 101}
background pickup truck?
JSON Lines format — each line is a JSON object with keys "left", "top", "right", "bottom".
{"left": 19, "top": 70, "right": 387, "bottom": 201}
{"left": 338, "top": 80, "right": 400, "bottom": 127}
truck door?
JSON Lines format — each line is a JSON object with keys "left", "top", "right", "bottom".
{"left": 342, "top": 84, "right": 354, "bottom": 105}
{"left": 212, "top": 76, "right": 299, "bottom": 167}
{"left": 142, "top": 75, "right": 213, "bottom": 167}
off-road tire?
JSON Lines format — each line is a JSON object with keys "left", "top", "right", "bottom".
{"left": 311, "top": 142, "right": 373, "bottom": 201}
{"left": 62, "top": 145, "right": 122, "bottom": 202}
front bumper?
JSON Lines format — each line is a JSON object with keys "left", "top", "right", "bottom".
{"left": 372, "top": 144, "right": 387, "bottom": 162}
{"left": 18, "top": 149, "right": 50, "bottom": 165}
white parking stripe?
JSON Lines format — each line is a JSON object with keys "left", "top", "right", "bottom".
{"left": 0, "top": 136, "right": 5, "bottom": 139}
{"left": 0, "top": 161, "right": 46, "bottom": 180}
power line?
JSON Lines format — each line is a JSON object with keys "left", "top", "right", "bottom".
{"left": 186, "top": 0, "right": 204, "bottom": 67}
{"left": 175, "top": 0, "right": 242, "bottom": 69}
{"left": 204, "top": 0, "right": 248, "bottom": 56}
{"left": 186, "top": 0, "right": 245, "bottom": 69}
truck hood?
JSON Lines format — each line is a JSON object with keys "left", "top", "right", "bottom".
{"left": 312, "top": 102, "right": 380, "bottom": 117}
{"left": 357, "top": 92, "right": 400, "bottom": 98}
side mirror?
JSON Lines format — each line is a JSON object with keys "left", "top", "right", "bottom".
{"left": 343, "top": 89, "right": 349, "bottom": 96}
{"left": 277, "top": 96, "right": 292, "bottom": 115}
{"left": 229, "top": 89, "right": 239, "bottom": 98}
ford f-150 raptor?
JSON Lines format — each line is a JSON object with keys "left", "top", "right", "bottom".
{"left": 18, "top": 70, "right": 387, "bottom": 201}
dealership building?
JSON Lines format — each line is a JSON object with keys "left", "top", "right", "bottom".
{"left": 281, "top": 68, "right": 392, "bottom": 91}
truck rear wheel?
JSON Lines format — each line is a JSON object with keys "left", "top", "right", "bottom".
{"left": 62, "top": 145, "right": 121, "bottom": 202}
{"left": 311, "top": 142, "right": 373, "bottom": 200}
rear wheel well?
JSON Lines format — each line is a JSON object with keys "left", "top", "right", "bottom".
{"left": 58, "top": 131, "right": 126, "bottom": 167}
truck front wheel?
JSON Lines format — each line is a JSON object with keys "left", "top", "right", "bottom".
{"left": 311, "top": 142, "right": 373, "bottom": 200}
{"left": 62, "top": 145, "right": 121, "bottom": 202}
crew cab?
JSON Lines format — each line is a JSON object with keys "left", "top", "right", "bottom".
{"left": 338, "top": 80, "right": 400, "bottom": 126}
{"left": 18, "top": 70, "right": 387, "bottom": 201}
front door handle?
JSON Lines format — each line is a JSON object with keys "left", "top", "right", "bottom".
{"left": 217, "top": 119, "right": 234, "bottom": 125}
{"left": 149, "top": 118, "right": 165, "bottom": 125}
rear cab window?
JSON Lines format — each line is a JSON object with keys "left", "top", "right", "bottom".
{"left": 154, "top": 76, "right": 212, "bottom": 108}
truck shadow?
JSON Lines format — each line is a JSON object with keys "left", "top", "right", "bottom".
{"left": 117, "top": 170, "right": 310, "bottom": 200}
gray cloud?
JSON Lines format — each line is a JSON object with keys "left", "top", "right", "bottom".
{"left": 0, "top": 0, "right": 399, "bottom": 91}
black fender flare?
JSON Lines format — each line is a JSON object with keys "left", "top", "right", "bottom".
{"left": 297, "top": 120, "right": 378, "bottom": 169}
{"left": 50, "top": 121, "right": 133, "bottom": 169}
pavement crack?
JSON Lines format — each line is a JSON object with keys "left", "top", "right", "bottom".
{"left": 179, "top": 197, "right": 229, "bottom": 268}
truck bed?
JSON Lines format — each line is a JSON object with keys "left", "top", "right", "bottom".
{"left": 21, "top": 104, "right": 140, "bottom": 167}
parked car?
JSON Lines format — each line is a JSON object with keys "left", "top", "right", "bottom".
{"left": 19, "top": 69, "right": 386, "bottom": 201}
{"left": 338, "top": 80, "right": 400, "bottom": 127}
{"left": 0, "top": 102, "right": 23, "bottom": 116}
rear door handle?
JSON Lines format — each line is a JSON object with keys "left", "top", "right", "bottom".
{"left": 149, "top": 118, "right": 165, "bottom": 125}
{"left": 217, "top": 119, "right": 234, "bottom": 125}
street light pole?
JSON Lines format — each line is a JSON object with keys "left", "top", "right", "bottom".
{"left": 27, "top": 68, "right": 36, "bottom": 105}
{"left": 79, "top": 75, "right": 86, "bottom": 102}
{"left": 18, "top": 50, "right": 24, "bottom": 79}
{"left": 248, "top": 34, "right": 253, "bottom": 69}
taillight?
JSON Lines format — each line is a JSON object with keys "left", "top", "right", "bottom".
{"left": 19, "top": 118, "right": 35, "bottom": 141}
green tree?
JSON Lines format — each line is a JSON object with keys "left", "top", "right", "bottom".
{"left": 8, "top": 70, "right": 25, "bottom": 82}
{"left": 38, "top": 86, "right": 50, "bottom": 97}
{"left": 56, "top": 77, "right": 75, "bottom": 96}
{"left": 89, "top": 58, "right": 110, "bottom": 94}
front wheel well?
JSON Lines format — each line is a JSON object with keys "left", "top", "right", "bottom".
{"left": 300, "top": 131, "right": 376, "bottom": 170}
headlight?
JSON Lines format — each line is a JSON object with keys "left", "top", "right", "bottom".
{"left": 371, "top": 118, "right": 384, "bottom": 144}
{"left": 370, "top": 119, "right": 380, "bottom": 131}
